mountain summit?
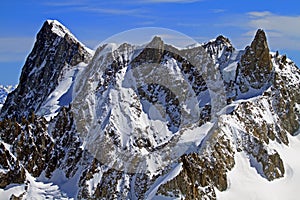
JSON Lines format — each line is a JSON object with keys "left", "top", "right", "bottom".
{"left": 0, "top": 20, "right": 299, "bottom": 199}
{"left": 0, "top": 20, "right": 93, "bottom": 120}
{"left": 238, "top": 29, "right": 273, "bottom": 92}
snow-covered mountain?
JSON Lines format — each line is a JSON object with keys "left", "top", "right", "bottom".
{"left": 0, "top": 20, "right": 299, "bottom": 200}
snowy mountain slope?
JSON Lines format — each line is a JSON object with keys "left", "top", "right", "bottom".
{"left": 154, "top": 33, "right": 300, "bottom": 199}
{"left": 216, "top": 133, "right": 300, "bottom": 200}
{"left": 37, "top": 62, "right": 89, "bottom": 120}
{"left": 0, "top": 20, "right": 299, "bottom": 200}
{"left": 216, "top": 56, "right": 300, "bottom": 200}
{"left": 72, "top": 37, "right": 219, "bottom": 175}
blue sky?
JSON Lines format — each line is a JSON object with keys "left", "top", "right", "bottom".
{"left": 0, "top": 0, "right": 299, "bottom": 85}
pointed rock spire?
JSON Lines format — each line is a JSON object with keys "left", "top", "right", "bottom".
{"left": 237, "top": 29, "right": 273, "bottom": 92}
{"left": 250, "top": 29, "right": 273, "bottom": 72}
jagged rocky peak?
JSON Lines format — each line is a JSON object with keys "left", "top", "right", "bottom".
{"left": 203, "top": 35, "right": 233, "bottom": 51}
{"left": 0, "top": 20, "right": 93, "bottom": 120}
{"left": 31, "top": 19, "right": 93, "bottom": 68}
{"left": 238, "top": 29, "right": 273, "bottom": 92}
{"left": 132, "top": 36, "right": 165, "bottom": 64}
{"left": 202, "top": 34, "right": 234, "bottom": 71}
{"left": 44, "top": 20, "right": 93, "bottom": 64}
{"left": 215, "top": 35, "right": 232, "bottom": 46}
{"left": 45, "top": 20, "right": 70, "bottom": 38}
{"left": 45, "top": 20, "right": 73, "bottom": 38}
{"left": 147, "top": 36, "right": 164, "bottom": 48}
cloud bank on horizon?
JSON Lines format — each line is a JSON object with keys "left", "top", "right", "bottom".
{"left": 0, "top": 0, "right": 299, "bottom": 84}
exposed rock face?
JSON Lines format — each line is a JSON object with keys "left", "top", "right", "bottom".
{"left": 272, "top": 54, "right": 300, "bottom": 135}
{"left": 0, "top": 141, "right": 26, "bottom": 188}
{"left": 0, "top": 20, "right": 92, "bottom": 120}
{"left": 0, "top": 107, "right": 91, "bottom": 198}
{"left": 0, "top": 21, "right": 300, "bottom": 200}
{"left": 0, "top": 114, "right": 50, "bottom": 182}
{"left": 237, "top": 29, "right": 273, "bottom": 92}
{"left": 232, "top": 100, "right": 286, "bottom": 181}
{"left": 157, "top": 128, "right": 235, "bottom": 199}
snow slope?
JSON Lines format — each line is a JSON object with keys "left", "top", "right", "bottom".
{"left": 216, "top": 133, "right": 300, "bottom": 200}
{"left": 0, "top": 171, "right": 71, "bottom": 200}
{"left": 37, "top": 62, "right": 88, "bottom": 120}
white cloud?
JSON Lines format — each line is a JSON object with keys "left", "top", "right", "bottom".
{"left": 219, "top": 11, "right": 300, "bottom": 51}
{"left": 135, "top": 21, "right": 156, "bottom": 26}
{"left": 245, "top": 11, "right": 300, "bottom": 51}
{"left": 43, "top": 1, "right": 145, "bottom": 16}
{"left": 156, "top": 33, "right": 198, "bottom": 47}
{"left": 211, "top": 9, "right": 226, "bottom": 14}
{"left": 43, "top": 0, "right": 202, "bottom": 17}
{"left": 0, "top": 37, "right": 34, "bottom": 62}
{"left": 242, "top": 30, "right": 282, "bottom": 38}
{"left": 45, "top": 0, "right": 202, "bottom": 5}
{"left": 138, "top": 0, "right": 201, "bottom": 3}
{"left": 177, "top": 22, "right": 203, "bottom": 27}
{"left": 77, "top": 6, "right": 141, "bottom": 15}
{"left": 246, "top": 11, "right": 300, "bottom": 37}
{"left": 44, "top": 1, "right": 84, "bottom": 7}
{"left": 247, "top": 11, "right": 272, "bottom": 18}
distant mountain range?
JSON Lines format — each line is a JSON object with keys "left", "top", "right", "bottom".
{"left": 0, "top": 20, "right": 299, "bottom": 200}
{"left": 0, "top": 85, "right": 16, "bottom": 110}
